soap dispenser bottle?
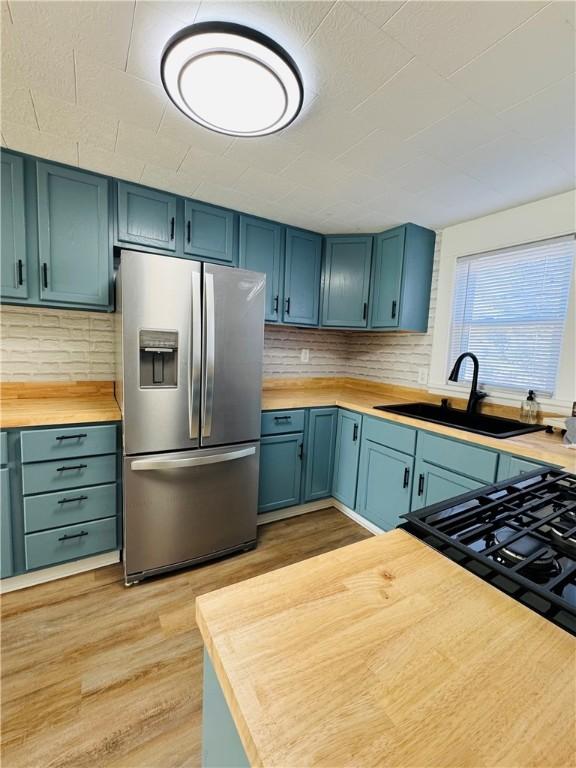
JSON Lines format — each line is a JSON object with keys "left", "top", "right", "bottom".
{"left": 520, "top": 390, "right": 539, "bottom": 424}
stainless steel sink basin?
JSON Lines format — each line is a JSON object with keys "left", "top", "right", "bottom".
{"left": 373, "top": 402, "right": 547, "bottom": 439}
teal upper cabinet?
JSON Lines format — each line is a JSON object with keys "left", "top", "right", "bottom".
{"left": 283, "top": 228, "right": 322, "bottom": 326}
{"left": 370, "top": 224, "right": 435, "bottom": 332}
{"left": 37, "top": 163, "right": 111, "bottom": 307}
{"left": 117, "top": 182, "right": 177, "bottom": 252}
{"left": 1, "top": 153, "right": 28, "bottom": 299}
{"left": 184, "top": 200, "right": 236, "bottom": 264}
{"left": 332, "top": 410, "right": 362, "bottom": 509}
{"left": 321, "top": 236, "right": 372, "bottom": 327}
{"left": 239, "top": 216, "right": 283, "bottom": 322}
{"left": 356, "top": 440, "right": 414, "bottom": 530}
{"left": 303, "top": 408, "right": 337, "bottom": 501}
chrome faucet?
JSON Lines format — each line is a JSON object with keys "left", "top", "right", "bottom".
{"left": 448, "top": 352, "right": 487, "bottom": 415}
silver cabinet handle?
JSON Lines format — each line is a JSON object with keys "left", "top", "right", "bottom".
{"left": 202, "top": 272, "right": 215, "bottom": 439}
{"left": 189, "top": 270, "right": 202, "bottom": 440}
{"left": 131, "top": 446, "right": 255, "bottom": 471}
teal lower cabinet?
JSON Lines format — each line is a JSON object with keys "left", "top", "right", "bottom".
{"left": 332, "top": 410, "right": 362, "bottom": 509}
{"left": 303, "top": 408, "right": 337, "bottom": 502}
{"left": 1, "top": 465, "right": 14, "bottom": 578}
{"left": 258, "top": 433, "right": 303, "bottom": 513}
{"left": 411, "top": 459, "right": 484, "bottom": 511}
{"left": 202, "top": 649, "right": 249, "bottom": 768}
{"left": 497, "top": 454, "right": 547, "bottom": 481}
{"left": 356, "top": 439, "right": 414, "bottom": 530}
{"left": 1, "top": 422, "right": 120, "bottom": 580}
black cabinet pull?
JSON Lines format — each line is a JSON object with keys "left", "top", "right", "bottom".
{"left": 362, "top": 302, "right": 367, "bottom": 320}
{"left": 58, "top": 495, "right": 88, "bottom": 505}
{"left": 170, "top": 216, "right": 175, "bottom": 240}
{"left": 417, "top": 473, "right": 425, "bottom": 496}
{"left": 273, "top": 295, "right": 279, "bottom": 314}
{"left": 58, "top": 531, "right": 88, "bottom": 542}
{"left": 403, "top": 467, "right": 410, "bottom": 488}
{"left": 285, "top": 297, "right": 291, "bottom": 315}
{"left": 56, "top": 464, "right": 87, "bottom": 473}
{"left": 391, "top": 300, "right": 397, "bottom": 319}
{"left": 186, "top": 220, "right": 191, "bottom": 243}
{"left": 42, "top": 262, "right": 48, "bottom": 288}
{"left": 298, "top": 442, "right": 303, "bottom": 460}
{"left": 352, "top": 423, "right": 358, "bottom": 442}
{"left": 56, "top": 433, "right": 87, "bottom": 441}
{"left": 274, "top": 415, "right": 291, "bottom": 422}
{"left": 17, "top": 259, "right": 24, "bottom": 286}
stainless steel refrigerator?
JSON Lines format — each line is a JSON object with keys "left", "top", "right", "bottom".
{"left": 115, "top": 250, "right": 265, "bottom": 584}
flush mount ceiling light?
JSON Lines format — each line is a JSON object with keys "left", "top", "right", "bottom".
{"left": 161, "top": 22, "right": 304, "bottom": 137}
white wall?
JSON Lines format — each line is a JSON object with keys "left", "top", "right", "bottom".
{"left": 428, "top": 190, "right": 576, "bottom": 411}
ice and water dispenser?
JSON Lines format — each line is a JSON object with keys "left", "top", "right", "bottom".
{"left": 139, "top": 330, "right": 178, "bottom": 388}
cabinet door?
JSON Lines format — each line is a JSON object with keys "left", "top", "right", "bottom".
{"left": 332, "top": 410, "right": 362, "bottom": 509}
{"left": 1, "top": 467, "right": 13, "bottom": 578}
{"left": 239, "top": 216, "right": 282, "bottom": 322}
{"left": 303, "top": 408, "right": 337, "bottom": 502}
{"left": 184, "top": 200, "right": 235, "bottom": 263}
{"left": 497, "top": 454, "right": 546, "bottom": 481}
{"left": 283, "top": 228, "right": 322, "bottom": 326}
{"left": 411, "top": 459, "right": 484, "bottom": 511}
{"left": 356, "top": 440, "right": 413, "bottom": 530}
{"left": 1, "top": 153, "right": 28, "bottom": 299}
{"left": 117, "top": 182, "right": 177, "bottom": 252}
{"left": 37, "top": 163, "right": 110, "bottom": 306}
{"left": 321, "top": 236, "right": 372, "bottom": 327}
{"left": 258, "top": 433, "right": 303, "bottom": 513}
{"left": 370, "top": 226, "right": 405, "bottom": 329}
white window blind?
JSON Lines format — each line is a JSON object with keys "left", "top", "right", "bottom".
{"left": 448, "top": 235, "right": 575, "bottom": 397}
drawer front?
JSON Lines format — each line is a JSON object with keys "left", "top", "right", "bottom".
{"left": 21, "top": 425, "right": 117, "bottom": 463}
{"left": 261, "top": 410, "right": 306, "bottom": 436}
{"left": 22, "top": 455, "right": 117, "bottom": 496}
{"left": 0, "top": 432, "right": 7, "bottom": 467}
{"left": 24, "top": 483, "right": 117, "bottom": 533}
{"left": 25, "top": 517, "right": 117, "bottom": 570}
{"left": 363, "top": 416, "right": 416, "bottom": 456}
{"left": 418, "top": 431, "right": 498, "bottom": 484}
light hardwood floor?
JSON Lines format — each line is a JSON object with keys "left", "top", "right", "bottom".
{"left": 1, "top": 509, "right": 371, "bottom": 768}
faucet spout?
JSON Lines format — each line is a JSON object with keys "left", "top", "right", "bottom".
{"left": 448, "top": 352, "right": 487, "bottom": 415}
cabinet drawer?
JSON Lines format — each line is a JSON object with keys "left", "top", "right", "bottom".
{"left": 21, "top": 425, "right": 117, "bottom": 463}
{"left": 363, "top": 416, "right": 416, "bottom": 456}
{"left": 22, "top": 455, "right": 117, "bottom": 496}
{"left": 24, "top": 483, "right": 117, "bottom": 533}
{"left": 25, "top": 517, "right": 117, "bottom": 570}
{"left": 261, "top": 410, "right": 305, "bottom": 436}
{"left": 0, "top": 432, "right": 7, "bottom": 467}
{"left": 418, "top": 432, "right": 498, "bottom": 483}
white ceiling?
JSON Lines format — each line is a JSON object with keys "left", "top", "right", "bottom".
{"left": 1, "top": 0, "right": 575, "bottom": 233}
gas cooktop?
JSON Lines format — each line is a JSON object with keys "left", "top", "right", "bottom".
{"left": 401, "top": 468, "right": 576, "bottom": 636}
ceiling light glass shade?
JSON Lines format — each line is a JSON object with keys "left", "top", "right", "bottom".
{"left": 161, "top": 22, "right": 304, "bottom": 137}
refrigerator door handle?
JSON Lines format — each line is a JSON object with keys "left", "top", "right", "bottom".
{"left": 130, "top": 446, "right": 255, "bottom": 471}
{"left": 202, "top": 271, "right": 215, "bottom": 438}
{"left": 189, "top": 270, "right": 202, "bottom": 440}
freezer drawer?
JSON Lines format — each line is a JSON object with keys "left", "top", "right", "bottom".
{"left": 123, "top": 442, "right": 259, "bottom": 582}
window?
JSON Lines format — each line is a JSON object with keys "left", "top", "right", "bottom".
{"left": 448, "top": 236, "right": 575, "bottom": 397}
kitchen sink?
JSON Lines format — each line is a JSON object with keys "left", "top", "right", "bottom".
{"left": 373, "top": 402, "right": 547, "bottom": 439}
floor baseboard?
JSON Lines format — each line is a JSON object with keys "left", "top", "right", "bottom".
{"left": 1, "top": 551, "right": 121, "bottom": 593}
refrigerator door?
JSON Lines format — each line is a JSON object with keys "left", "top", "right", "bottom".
{"left": 123, "top": 442, "right": 259, "bottom": 581}
{"left": 201, "top": 263, "right": 265, "bottom": 447}
{"left": 118, "top": 251, "right": 202, "bottom": 455}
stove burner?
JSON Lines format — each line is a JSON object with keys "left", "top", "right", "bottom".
{"left": 489, "top": 527, "right": 561, "bottom": 581}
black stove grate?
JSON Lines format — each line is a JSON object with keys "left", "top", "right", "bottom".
{"left": 401, "top": 469, "right": 576, "bottom": 636}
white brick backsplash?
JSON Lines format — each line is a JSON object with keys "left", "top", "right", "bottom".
{"left": 1, "top": 234, "right": 440, "bottom": 385}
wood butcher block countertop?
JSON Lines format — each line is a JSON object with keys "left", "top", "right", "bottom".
{"left": 0, "top": 381, "right": 121, "bottom": 428}
{"left": 1, "top": 378, "right": 574, "bottom": 472}
{"left": 197, "top": 529, "right": 576, "bottom": 768}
